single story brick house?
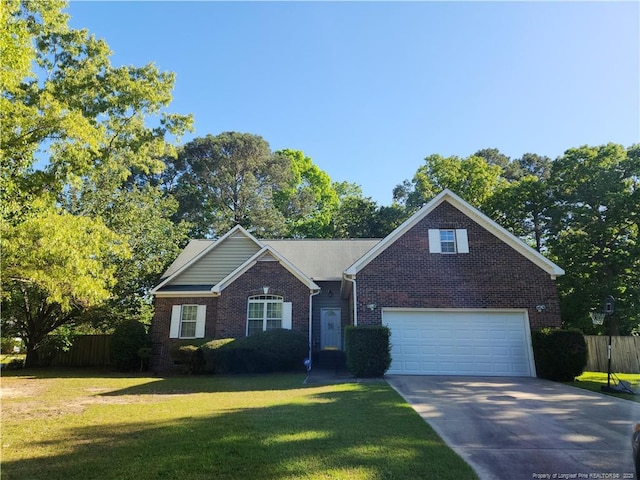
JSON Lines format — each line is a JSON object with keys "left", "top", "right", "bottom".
{"left": 150, "top": 189, "right": 564, "bottom": 376}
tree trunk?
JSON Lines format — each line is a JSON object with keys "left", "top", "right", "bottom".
{"left": 24, "top": 343, "right": 40, "bottom": 368}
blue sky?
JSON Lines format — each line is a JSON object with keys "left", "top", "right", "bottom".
{"left": 66, "top": 1, "right": 639, "bottom": 205}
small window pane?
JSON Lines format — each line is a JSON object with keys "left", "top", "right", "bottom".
{"left": 267, "top": 302, "right": 282, "bottom": 319}
{"left": 182, "top": 305, "right": 198, "bottom": 321}
{"left": 247, "top": 319, "right": 262, "bottom": 336}
{"left": 248, "top": 303, "right": 263, "bottom": 319}
{"left": 180, "top": 321, "right": 196, "bottom": 338}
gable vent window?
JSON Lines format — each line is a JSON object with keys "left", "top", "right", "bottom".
{"left": 428, "top": 229, "right": 469, "bottom": 254}
{"left": 247, "top": 295, "right": 292, "bottom": 336}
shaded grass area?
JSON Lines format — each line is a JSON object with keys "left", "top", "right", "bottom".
{"left": 566, "top": 371, "right": 640, "bottom": 403}
{"left": 1, "top": 370, "right": 478, "bottom": 480}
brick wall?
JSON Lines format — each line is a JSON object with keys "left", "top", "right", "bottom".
{"left": 355, "top": 202, "right": 562, "bottom": 330}
{"left": 150, "top": 295, "right": 218, "bottom": 372}
{"left": 217, "top": 260, "right": 311, "bottom": 338}
{"left": 150, "top": 260, "right": 312, "bottom": 371}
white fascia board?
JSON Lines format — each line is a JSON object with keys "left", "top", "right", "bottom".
{"left": 151, "top": 225, "right": 264, "bottom": 294}
{"left": 153, "top": 291, "right": 219, "bottom": 298}
{"left": 211, "top": 246, "right": 320, "bottom": 294}
{"left": 444, "top": 191, "right": 565, "bottom": 277}
{"left": 344, "top": 189, "right": 564, "bottom": 278}
{"left": 344, "top": 190, "right": 451, "bottom": 275}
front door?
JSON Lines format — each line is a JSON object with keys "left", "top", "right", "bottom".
{"left": 320, "top": 308, "right": 342, "bottom": 350}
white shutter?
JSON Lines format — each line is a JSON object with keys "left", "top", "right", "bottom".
{"left": 170, "top": 305, "right": 181, "bottom": 338}
{"left": 456, "top": 229, "right": 469, "bottom": 253}
{"left": 428, "top": 229, "right": 441, "bottom": 253}
{"left": 282, "top": 302, "right": 292, "bottom": 330}
{"left": 195, "top": 305, "right": 207, "bottom": 338}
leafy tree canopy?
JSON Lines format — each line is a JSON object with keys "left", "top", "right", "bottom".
{"left": 393, "top": 153, "right": 505, "bottom": 210}
{"left": 1, "top": 202, "right": 129, "bottom": 366}
{"left": 547, "top": 143, "right": 640, "bottom": 335}
{"left": 1, "top": 0, "right": 192, "bottom": 363}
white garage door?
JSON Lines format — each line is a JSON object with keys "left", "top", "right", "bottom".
{"left": 383, "top": 310, "right": 535, "bottom": 377}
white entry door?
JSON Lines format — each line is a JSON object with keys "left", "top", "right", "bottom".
{"left": 321, "top": 308, "right": 342, "bottom": 350}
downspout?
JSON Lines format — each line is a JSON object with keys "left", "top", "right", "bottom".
{"left": 308, "top": 288, "right": 321, "bottom": 368}
{"left": 343, "top": 274, "right": 358, "bottom": 326}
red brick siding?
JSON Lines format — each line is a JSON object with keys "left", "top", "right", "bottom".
{"left": 355, "top": 202, "right": 561, "bottom": 330}
{"left": 150, "top": 260, "right": 312, "bottom": 371}
{"left": 150, "top": 296, "right": 218, "bottom": 372}
{"left": 217, "top": 260, "right": 311, "bottom": 338}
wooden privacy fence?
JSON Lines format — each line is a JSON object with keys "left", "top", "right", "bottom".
{"left": 52, "top": 335, "right": 112, "bottom": 367}
{"left": 584, "top": 335, "right": 640, "bottom": 374}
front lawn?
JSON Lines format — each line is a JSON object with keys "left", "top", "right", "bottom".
{"left": 566, "top": 371, "right": 640, "bottom": 403}
{"left": 1, "top": 370, "right": 478, "bottom": 480}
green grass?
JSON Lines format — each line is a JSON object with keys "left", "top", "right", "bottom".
{"left": 0, "top": 370, "right": 478, "bottom": 480}
{"left": 565, "top": 371, "right": 640, "bottom": 403}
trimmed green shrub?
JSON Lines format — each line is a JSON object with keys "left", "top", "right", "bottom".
{"left": 201, "top": 329, "right": 308, "bottom": 374}
{"left": 169, "top": 341, "right": 207, "bottom": 374}
{"left": 344, "top": 326, "right": 391, "bottom": 377}
{"left": 110, "top": 320, "right": 149, "bottom": 371}
{"left": 532, "top": 328, "right": 587, "bottom": 381}
{"left": 200, "top": 338, "right": 236, "bottom": 373}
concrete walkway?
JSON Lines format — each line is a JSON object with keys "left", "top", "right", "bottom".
{"left": 386, "top": 375, "right": 639, "bottom": 480}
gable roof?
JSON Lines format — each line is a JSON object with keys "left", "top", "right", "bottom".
{"left": 344, "top": 189, "right": 564, "bottom": 279}
{"left": 151, "top": 225, "right": 262, "bottom": 294}
{"left": 211, "top": 245, "right": 320, "bottom": 294}
{"left": 263, "top": 239, "right": 380, "bottom": 281}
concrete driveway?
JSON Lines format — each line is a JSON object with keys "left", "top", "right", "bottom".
{"left": 386, "top": 376, "right": 639, "bottom": 480}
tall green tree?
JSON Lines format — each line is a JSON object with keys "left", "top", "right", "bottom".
{"left": 1, "top": 0, "right": 192, "bottom": 358}
{"left": 474, "top": 148, "right": 524, "bottom": 181}
{"left": 66, "top": 182, "right": 190, "bottom": 327}
{"left": 487, "top": 154, "right": 553, "bottom": 251}
{"left": 1, "top": 0, "right": 192, "bottom": 217}
{"left": 273, "top": 149, "right": 339, "bottom": 238}
{"left": 168, "top": 133, "right": 292, "bottom": 238}
{"left": 1, "top": 203, "right": 128, "bottom": 366}
{"left": 547, "top": 143, "right": 640, "bottom": 334}
{"left": 393, "top": 153, "right": 505, "bottom": 210}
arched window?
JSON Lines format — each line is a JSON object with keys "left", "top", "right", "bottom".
{"left": 247, "top": 295, "right": 283, "bottom": 336}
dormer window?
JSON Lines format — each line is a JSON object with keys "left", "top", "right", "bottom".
{"left": 428, "top": 229, "right": 469, "bottom": 254}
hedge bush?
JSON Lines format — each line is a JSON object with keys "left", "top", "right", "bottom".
{"left": 531, "top": 328, "right": 587, "bottom": 381}
{"left": 201, "top": 329, "right": 308, "bottom": 374}
{"left": 197, "top": 339, "right": 235, "bottom": 373}
{"left": 344, "top": 326, "right": 391, "bottom": 377}
{"left": 110, "top": 320, "right": 150, "bottom": 371}
{"left": 169, "top": 342, "right": 206, "bottom": 374}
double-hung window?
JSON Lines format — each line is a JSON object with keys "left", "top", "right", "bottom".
{"left": 247, "top": 295, "right": 292, "bottom": 336}
{"left": 169, "top": 305, "right": 206, "bottom": 339}
{"left": 439, "top": 229, "right": 457, "bottom": 253}
{"left": 179, "top": 305, "right": 198, "bottom": 338}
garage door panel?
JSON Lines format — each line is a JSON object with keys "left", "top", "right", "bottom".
{"left": 384, "top": 310, "right": 534, "bottom": 377}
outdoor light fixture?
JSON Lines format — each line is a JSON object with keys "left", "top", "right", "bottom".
{"left": 367, "top": 303, "right": 376, "bottom": 311}
{"left": 535, "top": 304, "right": 546, "bottom": 312}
